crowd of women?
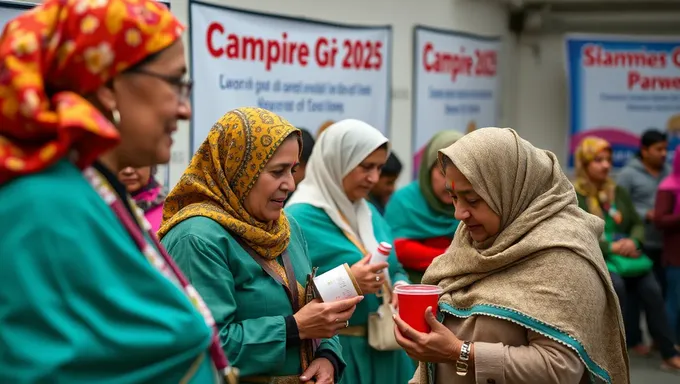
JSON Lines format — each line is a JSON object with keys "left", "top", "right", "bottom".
{"left": 1, "top": 1, "right": 678, "bottom": 383}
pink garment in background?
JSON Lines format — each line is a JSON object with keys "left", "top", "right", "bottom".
{"left": 658, "top": 145, "right": 680, "bottom": 214}
{"left": 144, "top": 204, "right": 164, "bottom": 233}
{"left": 131, "top": 179, "right": 167, "bottom": 233}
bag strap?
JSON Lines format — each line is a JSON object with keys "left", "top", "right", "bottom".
{"left": 233, "top": 237, "right": 301, "bottom": 312}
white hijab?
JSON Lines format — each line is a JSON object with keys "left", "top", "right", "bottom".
{"left": 286, "top": 119, "right": 389, "bottom": 256}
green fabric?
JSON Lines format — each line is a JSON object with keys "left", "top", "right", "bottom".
{"left": 160, "top": 215, "right": 345, "bottom": 381}
{"left": 384, "top": 181, "right": 459, "bottom": 240}
{"left": 576, "top": 184, "right": 649, "bottom": 276}
{"left": 0, "top": 160, "right": 215, "bottom": 383}
{"left": 285, "top": 202, "right": 415, "bottom": 384}
{"left": 418, "top": 130, "right": 464, "bottom": 215}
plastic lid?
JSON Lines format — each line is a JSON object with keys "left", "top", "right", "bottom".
{"left": 394, "top": 284, "right": 443, "bottom": 295}
{"left": 377, "top": 242, "right": 392, "bottom": 255}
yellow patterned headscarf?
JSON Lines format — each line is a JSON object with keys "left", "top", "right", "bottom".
{"left": 158, "top": 107, "right": 301, "bottom": 260}
{"left": 574, "top": 136, "right": 616, "bottom": 219}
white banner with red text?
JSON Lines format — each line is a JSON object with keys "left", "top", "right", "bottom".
{"left": 189, "top": 1, "right": 392, "bottom": 151}
{"left": 411, "top": 26, "right": 500, "bottom": 176}
{"left": 565, "top": 34, "right": 680, "bottom": 169}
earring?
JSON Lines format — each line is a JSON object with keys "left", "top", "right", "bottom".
{"left": 112, "top": 109, "right": 121, "bottom": 126}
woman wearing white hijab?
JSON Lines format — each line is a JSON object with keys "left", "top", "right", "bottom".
{"left": 286, "top": 119, "right": 414, "bottom": 384}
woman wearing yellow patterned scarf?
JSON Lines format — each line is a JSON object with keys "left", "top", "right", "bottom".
{"left": 159, "top": 107, "right": 361, "bottom": 384}
{"left": 574, "top": 137, "right": 680, "bottom": 372}
{"left": 0, "top": 0, "right": 234, "bottom": 382}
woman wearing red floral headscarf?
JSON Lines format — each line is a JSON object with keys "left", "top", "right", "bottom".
{"left": 0, "top": 1, "right": 235, "bottom": 382}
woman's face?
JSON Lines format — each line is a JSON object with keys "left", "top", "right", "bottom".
{"left": 430, "top": 165, "right": 453, "bottom": 205}
{"left": 118, "top": 166, "right": 152, "bottom": 193}
{"left": 105, "top": 40, "right": 191, "bottom": 168}
{"left": 585, "top": 150, "right": 612, "bottom": 184}
{"left": 244, "top": 136, "right": 300, "bottom": 223}
{"left": 445, "top": 163, "right": 501, "bottom": 242}
{"left": 343, "top": 147, "right": 387, "bottom": 203}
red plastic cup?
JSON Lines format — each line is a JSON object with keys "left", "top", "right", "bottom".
{"left": 395, "top": 284, "right": 443, "bottom": 333}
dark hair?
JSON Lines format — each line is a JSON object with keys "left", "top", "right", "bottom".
{"left": 298, "top": 128, "right": 315, "bottom": 163}
{"left": 125, "top": 51, "right": 162, "bottom": 73}
{"left": 382, "top": 153, "right": 402, "bottom": 177}
{"left": 640, "top": 129, "right": 667, "bottom": 148}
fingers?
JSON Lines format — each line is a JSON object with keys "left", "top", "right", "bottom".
{"left": 358, "top": 255, "right": 371, "bottom": 265}
{"left": 424, "top": 306, "right": 443, "bottom": 331}
{"left": 327, "top": 296, "right": 363, "bottom": 312}
{"left": 366, "top": 262, "right": 389, "bottom": 272}
{"left": 393, "top": 322, "right": 418, "bottom": 351}
{"left": 299, "top": 360, "right": 320, "bottom": 382}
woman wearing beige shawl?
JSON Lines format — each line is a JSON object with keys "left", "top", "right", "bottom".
{"left": 394, "top": 128, "right": 628, "bottom": 383}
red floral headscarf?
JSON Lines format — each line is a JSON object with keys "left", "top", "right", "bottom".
{"left": 0, "top": 0, "right": 184, "bottom": 184}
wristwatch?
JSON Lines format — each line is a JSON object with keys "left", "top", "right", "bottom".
{"left": 455, "top": 341, "right": 472, "bottom": 376}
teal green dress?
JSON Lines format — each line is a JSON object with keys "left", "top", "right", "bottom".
{"left": 0, "top": 160, "right": 216, "bottom": 383}
{"left": 160, "top": 215, "right": 345, "bottom": 383}
{"left": 285, "top": 203, "right": 416, "bottom": 384}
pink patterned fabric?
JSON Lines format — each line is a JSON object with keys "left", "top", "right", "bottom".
{"left": 659, "top": 145, "right": 680, "bottom": 214}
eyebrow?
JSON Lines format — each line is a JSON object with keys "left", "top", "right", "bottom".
{"left": 445, "top": 185, "right": 474, "bottom": 196}
{"left": 268, "top": 161, "right": 297, "bottom": 169}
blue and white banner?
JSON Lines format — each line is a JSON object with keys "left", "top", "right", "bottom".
{"left": 189, "top": 1, "right": 392, "bottom": 152}
{"left": 412, "top": 26, "right": 501, "bottom": 175}
{"left": 566, "top": 34, "right": 680, "bottom": 168}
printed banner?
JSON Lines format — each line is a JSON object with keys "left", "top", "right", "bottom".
{"left": 189, "top": 1, "right": 392, "bottom": 151}
{"left": 412, "top": 26, "right": 501, "bottom": 175}
{"left": 566, "top": 34, "right": 680, "bottom": 168}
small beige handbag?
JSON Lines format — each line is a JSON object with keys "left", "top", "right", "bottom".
{"left": 368, "top": 284, "right": 401, "bottom": 351}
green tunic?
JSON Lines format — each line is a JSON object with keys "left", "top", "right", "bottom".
{"left": 160, "top": 215, "right": 345, "bottom": 382}
{"left": 576, "top": 185, "right": 646, "bottom": 274}
{"left": 0, "top": 160, "right": 216, "bottom": 383}
{"left": 285, "top": 202, "right": 416, "bottom": 384}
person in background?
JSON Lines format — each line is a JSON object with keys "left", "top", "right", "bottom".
{"left": 574, "top": 137, "right": 680, "bottom": 372}
{"left": 617, "top": 129, "right": 670, "bottom": 354}
{"left": 385, "top": 131, "right": 463, "bottom": 283}
{"left": 316, "top": 120, "right": 335, "bottom": 139}
{"left": 655, "top": 145, "right": 680, "bottom": 341}
{"left": 398, "top": 128, "right": 627, "bottom": 384}
{"left": 159, "top": 108, "right": 355, "bottom": 383}
{"left": 286, "top": 119, "right": 414, "bottom": 384}
{"left": 368, "top": 152, "right": 403, "bottom": 215}
{"left": 118, "top": 166, "right": 167, "bottom": 233}
{"left": 294, "top": 128, "right": 316, "bottom": 186}
{"left": 0, "top": 0, "right": 233, "bottom": 381}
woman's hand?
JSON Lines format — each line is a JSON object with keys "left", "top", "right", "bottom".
{"left": 300, "top": 358, "right": 335, "bottom": 383}
{"left": 391, "top": 282, "right": 408, "bottom": 310}
{"left": 393, "top": 307, "right": 462, "bottom": 364}
{"left": 350, "top": 255, "right": 389, "bottom": 294}
{"left": 611, "top": 239, "right": 640, "bottom": 258}
{"left": 294, "top": 297, "right": 363, "bottom": 339}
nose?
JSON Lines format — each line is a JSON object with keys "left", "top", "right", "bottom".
{"left": 367, "top": 168, "right": 380, "bottom": 184}
{"left": 454, "top": 206, "right": 470, "bottom": 221}
{"left": 121, "top": 167, "right": 135, "bottom": 175}
{"left": 178, "top": 98, "right": 191, "bottom": 120}
{"left": 282, "top": 170, "right": 297, "bottom": 194}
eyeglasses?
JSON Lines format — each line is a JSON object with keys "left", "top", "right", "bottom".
{"left": 127, "top": 69, "right": 193, "bottom": 101}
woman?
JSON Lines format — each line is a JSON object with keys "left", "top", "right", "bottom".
{"left": 394, "top": 128, "right": 628, "bottom": 383}
{"left": 385, "top": 131, "right": 463, "bottom": 283}
{"left": 159, "top": 107, "right": 358, "bottom": 384}
{"left": 286, "top": 119, "right": 415, "bottom": 384}
{"left": 119, "top": 166, "right": 167, "bottom": 232}
{"left": 0, "top": 0, "right": 233, "bottom": 382}
{"left": 572, "top": 137, "right": 680, "bottom": 371}
{"left": 655, "top": 146, "right": 680, "bottom": 339}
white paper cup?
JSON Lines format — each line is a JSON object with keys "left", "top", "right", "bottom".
{"left": 312, "top": 263, "right": 362, "bottom": 302}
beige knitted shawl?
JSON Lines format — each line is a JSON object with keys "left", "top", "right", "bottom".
{"left": 417, "top": 128, "right": 628, "bottom": 384}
